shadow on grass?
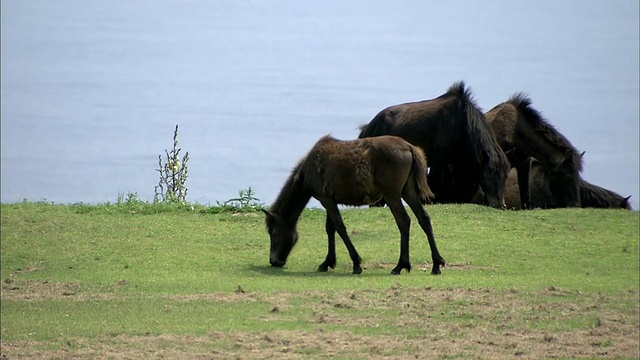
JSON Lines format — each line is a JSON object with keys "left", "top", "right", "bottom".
{"left": 246, "top": 264, "right": 403, "bottom": 278}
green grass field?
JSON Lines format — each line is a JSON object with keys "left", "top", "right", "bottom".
{"left": 1, "top": 202, "right": 638, "bottom": 359}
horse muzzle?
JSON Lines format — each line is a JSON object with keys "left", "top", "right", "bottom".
{"left": 270, "top": 259, "right": 286, "bottom": 267}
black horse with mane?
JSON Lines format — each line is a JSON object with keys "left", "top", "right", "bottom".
{"left": 485, "top": 93, "right": 583, "bottom": 209}
{"left": 358, "top": 81, "right": 510, "bottom": 208}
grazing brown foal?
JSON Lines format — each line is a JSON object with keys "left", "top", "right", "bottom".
{"left": 264, "top": 135, "right": 445, "bottom": 275}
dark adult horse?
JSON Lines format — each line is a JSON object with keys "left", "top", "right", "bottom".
{"left": 264, "top": 135, "right": 446, "bottom": 275}
{"left": 475, "top": 160, "right": 632, "bottom": 210}
{"left": 358, "top": 81, "right": 510, "bottom": 208}
{"left": 485, "top": 93, "right": 583, "bottom": 209}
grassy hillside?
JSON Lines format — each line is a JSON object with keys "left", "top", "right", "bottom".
{"left": 1, "top": 202, "right": 638, "bottom": 359}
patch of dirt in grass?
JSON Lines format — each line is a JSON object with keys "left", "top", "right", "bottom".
{"left": 0, "top": 331, "right": 416, "bottom": 359}
{"left": 2, "top": 322, "right": 638, "bottom": 360}
{"left": 362, "top": 261, "right": 485, "bottom": 272}
{"left": 302, "top": 286, "right": 639, "bottom": 359}
{"left": 1, "top": 280, "right": 270, "bottom": 303}
{"left": 1, "top": 278, "right": 81, "bottom": 301}
{"left": 167, "top": 291, "right": 261, "bottom": 303}
{"left": 2, "top": 287, "right": 638, "bottom": 359}
{"left": 8, "top": 265, "right": 40, "bottom": 275}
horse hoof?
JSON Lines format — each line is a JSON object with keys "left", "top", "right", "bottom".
{"left": 352, "top": 267, "right": 362, "bottom": 275}
{"left": 431, "top": 268, "right": 442, "bottom": 275}
{"left": 318, "top": 261, "right": 335, "bottom": 272}
{"left": 391, "top": 263, "right": 411, "bottom": 275}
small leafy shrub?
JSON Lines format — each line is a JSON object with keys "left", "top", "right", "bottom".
{"left": 213, "top": 187, "right": 265, "bottom": 212}
{"left": 117, "top": 192, "right": 144, "bottom": 206}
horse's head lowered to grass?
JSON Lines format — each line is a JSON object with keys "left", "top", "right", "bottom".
{"left": 263, "top": 209, "right": 298, "bottom": 267}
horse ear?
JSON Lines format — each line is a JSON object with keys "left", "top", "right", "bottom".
{"left": 560, "top": 151, "right": 580, "bottom": 170}
{"left": 262, "top": 209, "right": 280, "bottom": 223}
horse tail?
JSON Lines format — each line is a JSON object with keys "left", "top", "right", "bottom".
{"left": 409, "top": 146, "right": 435, "bottom": 203}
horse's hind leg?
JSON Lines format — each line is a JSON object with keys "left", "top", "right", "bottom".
{"left": 318, "top": 214, "right": 337, "bottom": 272}
{"left": 386, "top": 197, "right": 412, "bottom": 275}
{"left": 321, "top": 200, "right": 362, "bottom": 274}
{"left": 404, "top": 195, "right": 445, "bottom": 275}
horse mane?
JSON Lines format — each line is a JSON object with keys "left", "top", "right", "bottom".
{"left": 268, "top": 158, "right": 310, "bottom": 222}
{"left": 452, "top": 82, "right": 509, "bottom": 174}
{"left": 446, "top": 81, "right": 469, "bottom": 99}
{"left": 508, "top": 92, "right": 583, "bottom": 172}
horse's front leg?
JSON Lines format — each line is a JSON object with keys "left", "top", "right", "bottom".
{"left": 321, "top": 200, "right": 362, "bottom": 274}
{"left": 318, "top": 214, "right": 337, "bottom": 272}
{"left": 515, "top": 157, "right": 531, "bottom": 210}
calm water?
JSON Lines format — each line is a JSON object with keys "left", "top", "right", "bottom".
{"left": 2, "top": 1, "right": 639, "bottom": 209}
